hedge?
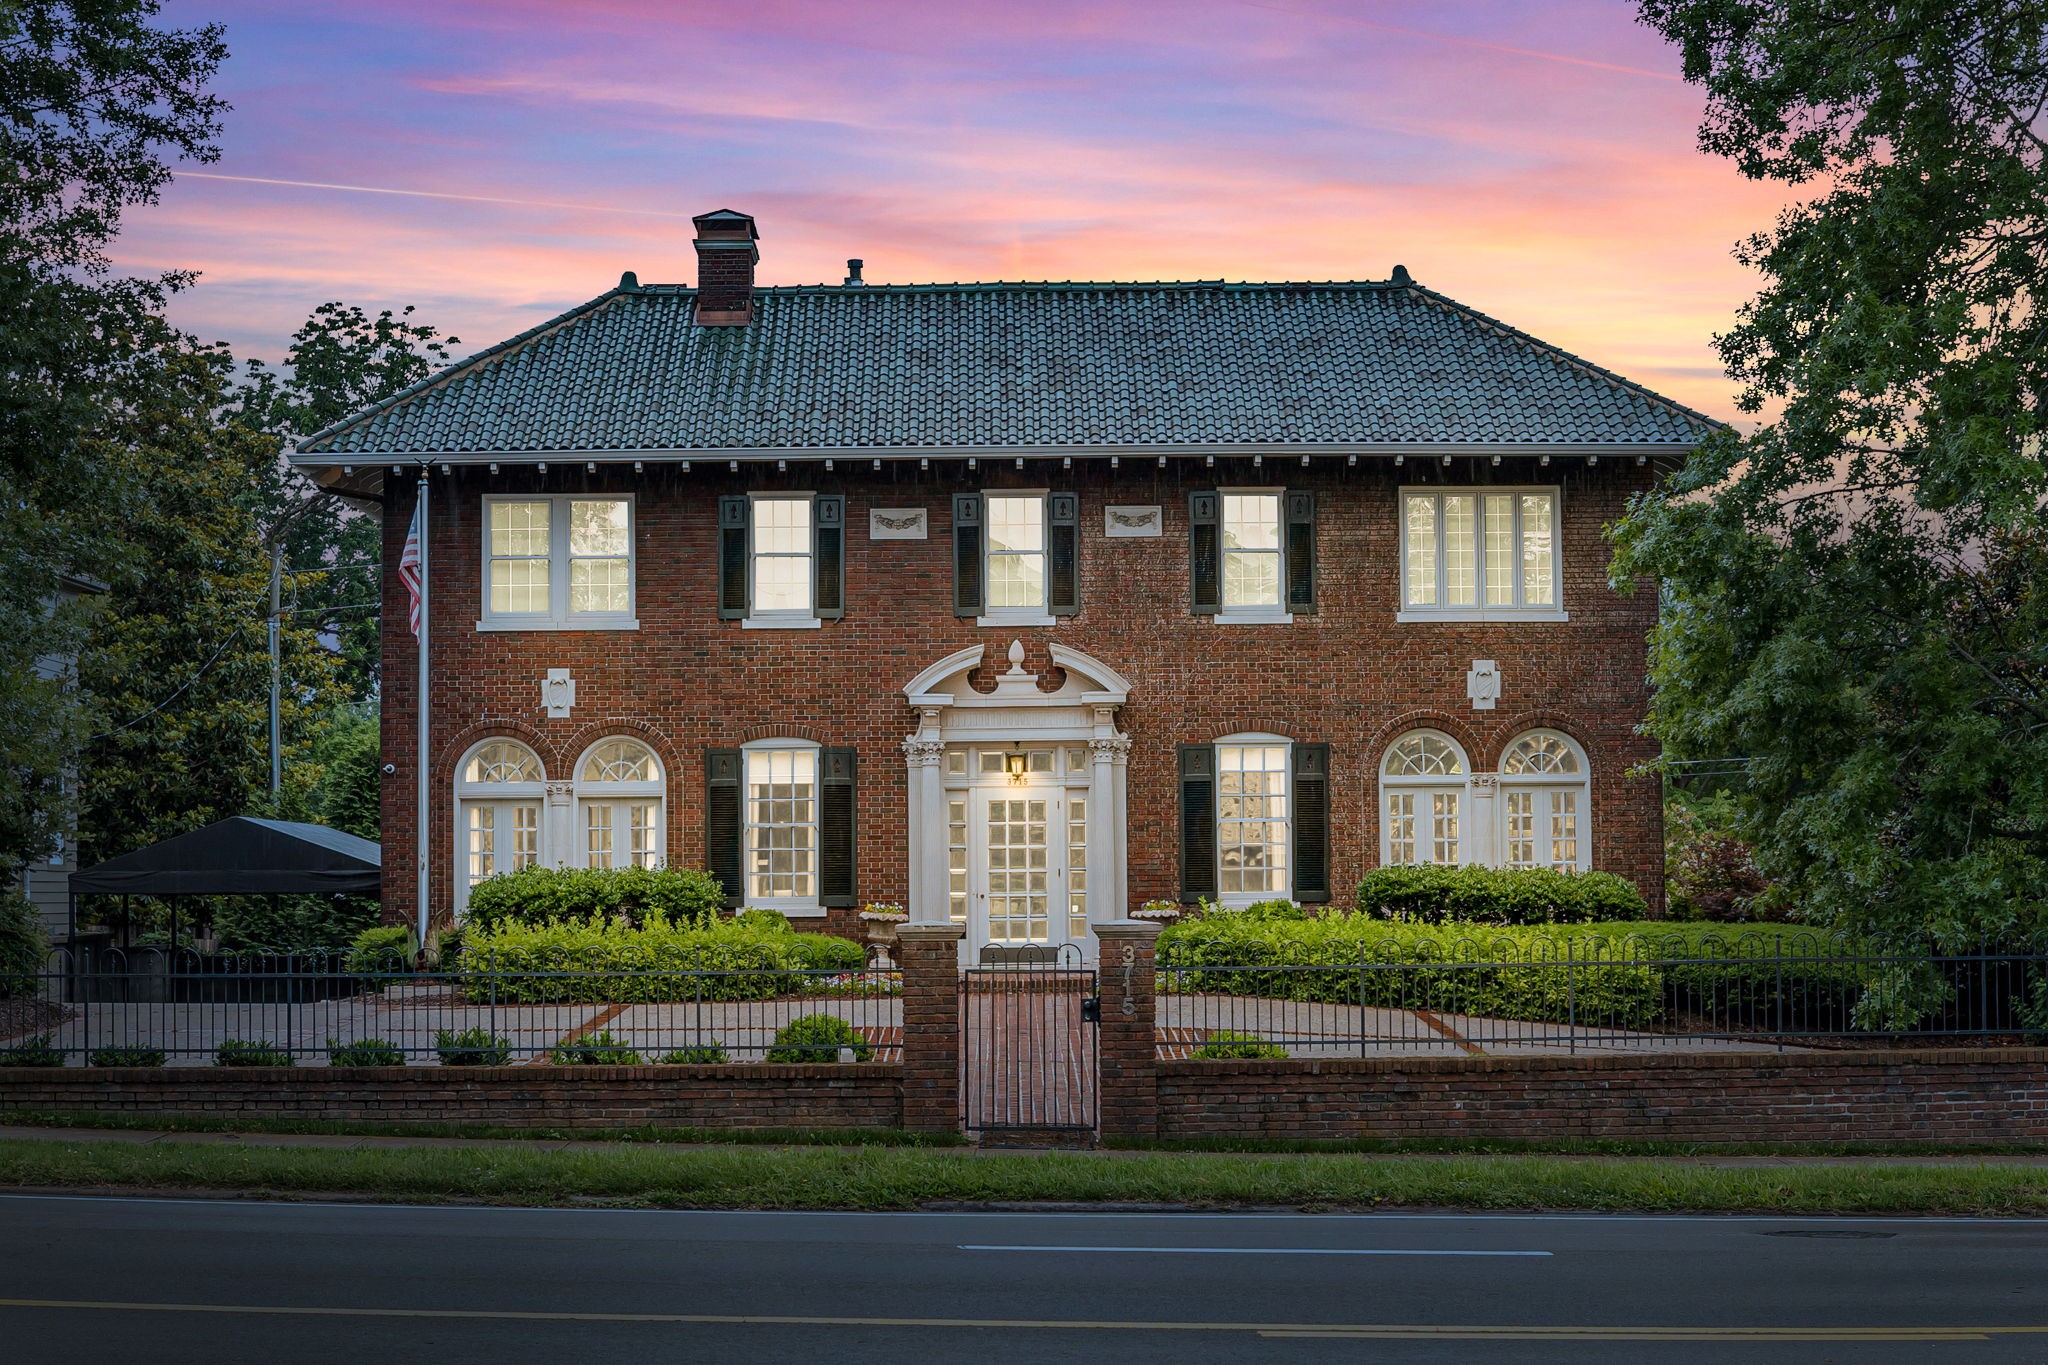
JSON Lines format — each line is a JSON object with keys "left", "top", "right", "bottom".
{"left": 1353, "top": 865, "right": 1649, "bottom": 925}
{"left": 456, "top": 908, "right": 867, "bottom": 1003}
{"left": 462, "top": 865, "right": 726, "bottom": 932}
{"left": 1157, "top": 912, "right": 1864, "bottom": 1032}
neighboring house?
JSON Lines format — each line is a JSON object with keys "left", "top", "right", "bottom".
{"left": 293, "top": 209, "right": 1715, "bottom": 962}
{"left": 20, "top": 572, "right": 106, "bottom": 938}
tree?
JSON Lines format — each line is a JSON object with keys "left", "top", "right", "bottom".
{"left": 1619, "top": 2, "right": 2048, "bottom": 951}
{"left": 0, "top": 0, "right": 227, "bottom": 872}
{"left": 225, "top": 303, "right": 458, "bottom": 704}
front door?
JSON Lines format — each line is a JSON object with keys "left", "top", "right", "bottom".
{"left": 972, "top": 786, "right": 1085, "bottom": 957}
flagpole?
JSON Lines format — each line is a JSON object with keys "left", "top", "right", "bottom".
{"left": 415, "top": 465, "right": 431, "bottom": 957}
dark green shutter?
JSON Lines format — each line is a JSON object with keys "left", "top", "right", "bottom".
{"left": 1189, "top": 492, "right": 1220, "bottom": 615}
{"left": 1285, "top": 490, "right": 1318, "bottom": 614}
{"left": 717, "top": 497, "right": 748, "bottom": 619}
{"left": 1292, "top": 742, "right": 1330, "bottom": 904}
{"left": 705, "top": 748, "right": 743, "bottom": 908}
{"left": 952, "top": 492, "right": 984, "bottom": 616}
{"left": 813, "top": 495, "right": 845, "bottom": 619}
{"left": 1178, "top": 743, "right": 1218, "bottom": 902}
{"left": 819, "top": 746, "right": 857, "bottom": 907}
{"left": 1048, "top": 492, "right": 1080, "bottom": 616}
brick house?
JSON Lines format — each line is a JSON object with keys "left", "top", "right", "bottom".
{"left": 294, "top": 209, "right": 1714, "bottom": 962}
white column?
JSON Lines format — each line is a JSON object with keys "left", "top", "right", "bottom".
{"left": 1110, "top": 736, "right": 1130, "bottom": 919}
{"left": 902, "top": 739, "right": 948, "bottom": 923}
{"left": 1086, "top": 737, "right": 1115, "bottom": 928}
{"left": 544, "top": 782, "right": 575, "bottom": 868}
{"left": 1468, "top": 775, "right": 1498, "bottom": 867}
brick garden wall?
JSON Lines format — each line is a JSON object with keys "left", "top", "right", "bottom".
{"left": 381, "top": 457, "right": 1665, "bottom": 934}
{"left": 0, "top": 1064, "right": 903, "bottom": 1132}
{"left": 1155, "top": 1049, "right": 2048, "bottom": 1145}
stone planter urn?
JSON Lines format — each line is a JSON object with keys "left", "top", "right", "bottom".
{"left": 858, "top": 903, "right": 909, "bottom": 966}
{"left": 1130, "top": 899, "right": 1183, "bottom": 925}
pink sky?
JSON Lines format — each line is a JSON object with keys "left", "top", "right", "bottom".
{"left": 129, "top": 0, "right": 1794, "bottom": 420}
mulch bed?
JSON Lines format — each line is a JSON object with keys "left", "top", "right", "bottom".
{"left": 0, "top": 997, "right": 74, "bottom": 1043}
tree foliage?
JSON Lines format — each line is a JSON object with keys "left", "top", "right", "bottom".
{"left": 1620, "top": 1, "right": 2048, "bottom": 948}
{"left": 0, "top": 0, "right": 225, "bottom": 874}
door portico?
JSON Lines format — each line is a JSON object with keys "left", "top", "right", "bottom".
{"left": 902, "top": 641, "right": 1132, "bottom": 963}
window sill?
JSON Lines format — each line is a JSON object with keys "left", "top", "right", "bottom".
{"left": 1212, "top": 609, "right": 1294, "bottom": 626}
{"left": 1395, "top": 609, "right": 1570, "bottom": 624}
{"left": 1214, "top": 893, "right": 1292, "bottom": 910}
{"left": 977, "top": 611, "right": 1056, "bottom": 628}
{"left": 752, "top": 904, "right": 827, "bottom": 918}
{"left": 741, "top": 616, "right": 822, "bottom": 630}
{"left": 475, "top": 617, "right": 640, "bottom": 632}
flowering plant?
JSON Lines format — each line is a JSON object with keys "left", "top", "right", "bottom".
{"left": 858, "top": 901, "right": 908, "bottom": 920}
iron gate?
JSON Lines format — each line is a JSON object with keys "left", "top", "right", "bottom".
{"left": 959, "top": 946, "right": 1100, "bottom": 1136}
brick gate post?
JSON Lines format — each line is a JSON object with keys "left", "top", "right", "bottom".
{"left": 1093, "top": 921, "right": 1162, "bottom": 1141}
{"left": 895, "top": 924, "right": 965, "bottom": 1134}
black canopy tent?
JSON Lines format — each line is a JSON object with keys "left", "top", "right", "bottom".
{"left": 68, "top": 817, "right": 381, "bottom": 946}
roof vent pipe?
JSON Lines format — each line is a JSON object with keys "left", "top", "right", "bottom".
{"left": 844, "top": 258, "right": 865, "bottom": 287}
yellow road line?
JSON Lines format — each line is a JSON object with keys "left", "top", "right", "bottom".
{"left": 0, "top": 1298, "right": 2038, "bottom": 1340}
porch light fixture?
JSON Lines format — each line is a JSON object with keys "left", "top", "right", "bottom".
{"left": 1004, "top": 742, "right": 1029, "bottom": 784}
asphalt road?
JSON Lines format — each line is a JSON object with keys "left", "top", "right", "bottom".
{"left": 2, "top": 1194, "right": 2046, "bottom": 1362}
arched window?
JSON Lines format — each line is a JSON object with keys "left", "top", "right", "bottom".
{"left": 455, "top": 739, "right": 545, "bottom": 912}
{"left": 1380, "top": 731, "right": 1468, "bottom": 866}
{"left": 1216, "top": 734, "right": 1291, "bottom": 904}
{"left": 1499, "top": 730, "right": 1589, "bottom": 870}
{"left": 575, "top": 739, "right": 665, "bottom": 870}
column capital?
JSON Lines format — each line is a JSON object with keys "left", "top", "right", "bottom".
{"left": 1471, "top": 773, "right": 1499, "bottom": 795}
{"left": 900, "top": 738, "right": 946, "bottom": 767}
{"left": 1089, "top": 734, "right": 1133, "bottom": 760}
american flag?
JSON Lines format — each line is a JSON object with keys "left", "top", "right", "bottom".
{"left": 398, "top": 496, "right": 424, "bottom": 638}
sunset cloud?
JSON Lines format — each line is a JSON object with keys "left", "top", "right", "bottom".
{"left": 132, "top": 0, "right": 1795, "bottom": 417}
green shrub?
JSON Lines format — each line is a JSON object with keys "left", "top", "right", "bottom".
{"left": 346, "top": 926, "right": 414, "bottom": 975}
{"left": 735, "top": 908, "right": 792, "bottom": 932}
{"left": 1192, "top": 1030, "right": 1288, "bottom": 1059}
{"left": 328, "top": 1037, "right": 406, "bottom": 1067}
{"left": 434, "top": 1027, "right": 513, "bottom": 1066}
{"left": 548, "top": 1030, "right": 643, "bottom": 1066}
{"left": 1158, "top": 912, "right": 1863, "bottom": 1032}
{"left": 0, "top": 1034, "right": 63, "bottom": 1067}
{"left": 463, "top": 865, "right": 726, "bottom": 932}
{"left": 1354, "top": 865, "right": 1649, "bottom": 925}
{"left": 765, "top": 1014, "right": 871, "bottom": 1063}
{"left": 458, "top": 909, "right": 866, "bottom": 1004}
{"left": 87, "top": 1046, "right": 166, "bottom": 1067}
{"left": 215, "top": 1039, "right": 294, "bottom": 1067}
{"left": 0, "top": 887, "right": 48, "bottom": 999}
{"left": 657, "top": 1044, "right": 730, "bottom": 1064}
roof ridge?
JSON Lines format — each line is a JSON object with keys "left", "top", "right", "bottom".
{"left": 631, "top": 278, "right": 1408, "bottom": 294}
{"left": 1404, "top": 283, "right": 1725, "bottom": 434}
{"left": 294, "top": 287, "right": 633, "bottom": 455}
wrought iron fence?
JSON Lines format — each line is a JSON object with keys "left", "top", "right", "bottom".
{"left": 1156, "top": 938, "right": 2048, "bottom": 1058}
{"left": 4, "top": 948, "right": 901, "bottom": 1066}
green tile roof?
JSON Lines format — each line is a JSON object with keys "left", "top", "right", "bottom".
{"left": 294, "top": 278, "right": 1718, "bottom": 458}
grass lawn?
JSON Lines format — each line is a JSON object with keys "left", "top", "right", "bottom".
{"left": 1, "top": 1135, "right": 2045, "bottom": 1215}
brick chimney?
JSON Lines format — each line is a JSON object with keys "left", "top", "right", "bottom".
{"left": 692, "top": 209, "right": 759, "bottom": 325}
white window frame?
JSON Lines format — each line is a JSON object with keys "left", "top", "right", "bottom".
{"left": 978, "top": 489, "right": 1055, "bottom": 627}
{"left": 478, "top": 494, "right": 639, "bottom": 632}
{"left": 573, "top": 738, "right": 666, "bottom": 871}
{"left": 742, "top": 492, "right": 822, "bottom": 630}
{"left": 1215, "top": 487, "right": 1293, "bottom": 626}
{"left": 742, "top": 738, "right": 823, "bottom": 916}
{"left": 453, "top": 739, "right": 547, "bottom": 917}
{"left": 1379, "top": 729, "right": 1470, "bottom": 867}
{"left": 1498, "top": 729, "right": 1591, "bottom": 871}
{"left": 1214, "top": 732, "right": 1292, "bottom": 908}
{"left": 1397, "top": 486, "right": 1567, "bottom": 623}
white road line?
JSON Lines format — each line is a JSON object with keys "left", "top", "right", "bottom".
{"left": 961, "top": 1244, "right": 1553, "bottom": 1257}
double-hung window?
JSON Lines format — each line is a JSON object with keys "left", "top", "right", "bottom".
{"left": 986, "top": 493, "right": 1048, "bottom": 617}
{"left": 1222, "top": 493, "right": 1283, "bottom": 615}
{"left": 745, "top": 743, "right": 818, "bottom": 909}
{"left": 718, "top": 494, "right": 844, "bottom": 626}
{"left": 1188, "top": 489, "right": 1315, "bottom": 621}
{"left": 1399, "top": 487, "right": 1562, "bottom": 622}
{"left": 1216, "top": 738, "right": 1290, "bottom": 904}
{"left": 481, "top": 496, "right": 636, "bottom": 630}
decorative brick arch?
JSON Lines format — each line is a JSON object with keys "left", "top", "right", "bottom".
{"left": 1363, "top": 709, "right": 1485, "bottom": 770}
{"left": 1477, "top": 709, "right": 1597, "bottom": 770}
{"left": 556, "top": 717, "right": 680, "bottom": 781}
{"left": 741, "top": 723, "right": 826, "bottom": 744}
{"left": 436, "top": 721, "right": 561, "bottom": 789}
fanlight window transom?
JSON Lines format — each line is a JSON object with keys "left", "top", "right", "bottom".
{"left": 464, "top": 741, "right": 542, "bottom": 784}
{"left": 1501, "top": 733, "right": 1582, "bottom": 776}
{"left": 1383, "top": 732, "right": 1466, "bottom": 778}
{"left": 580, "top": 739, "right": 659, "bottom": 784}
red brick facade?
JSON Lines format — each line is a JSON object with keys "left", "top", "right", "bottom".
{"left": 381, "top": 456, "right": 1664, "bottom": 935}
